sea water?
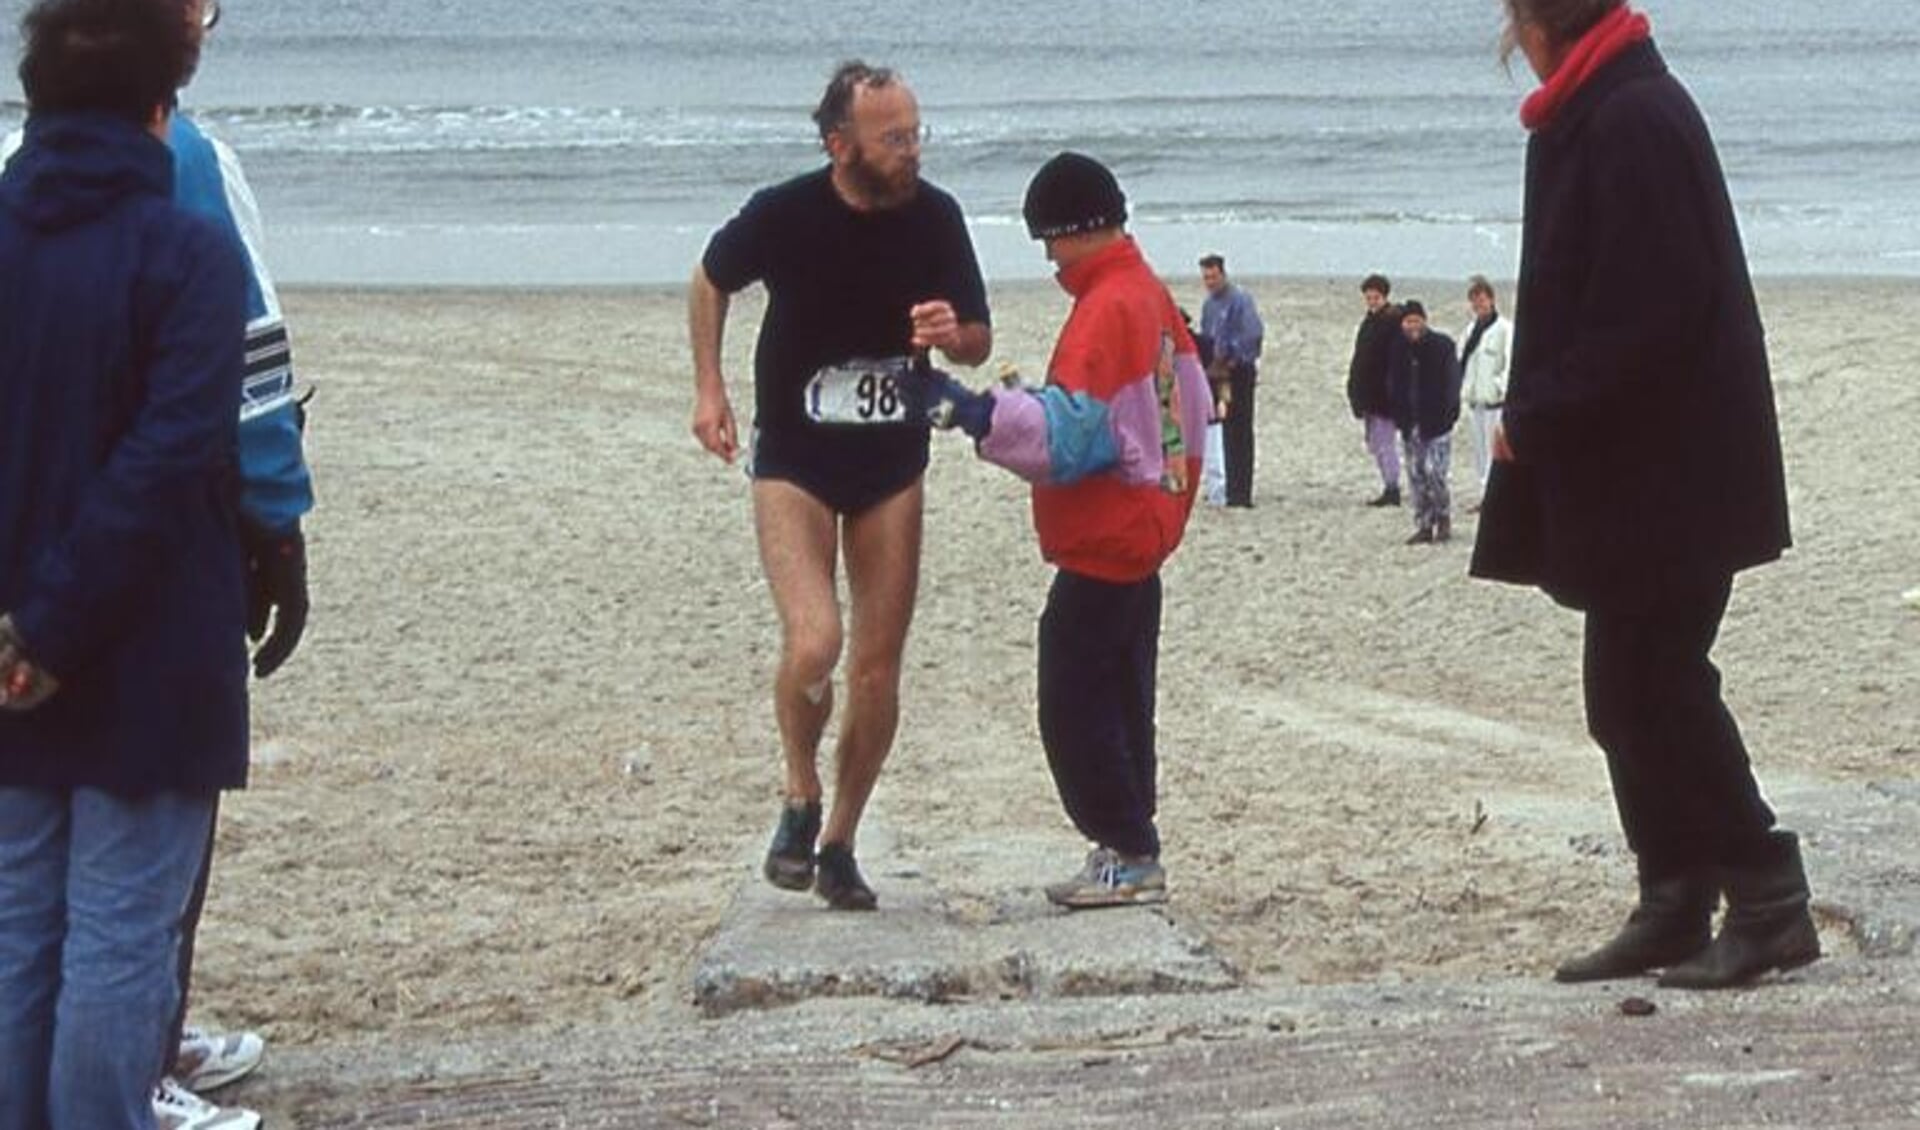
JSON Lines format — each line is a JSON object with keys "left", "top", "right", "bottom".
{"left": 3, "top": 0, "right": 1913, "bottom": 284}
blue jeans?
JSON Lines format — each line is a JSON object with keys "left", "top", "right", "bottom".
{"left": 1403, "top": 430, "right": 1453, "bottom": 535}
{"left": 0, "top": 787, "right": 214, "bottom": 1130}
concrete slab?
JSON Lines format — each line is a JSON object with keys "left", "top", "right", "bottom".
{"left": 688, "top": 778, "right": 1920, "bottom": 1018}
{"left": 1775, "top": 776, "right": 1920, "bottom": 957}
{"left": 692, "top": 827, "right": 1238, "bottom": 1016}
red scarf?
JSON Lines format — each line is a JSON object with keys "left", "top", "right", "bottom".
{"left": 1519, "top": 5, "right": 1652, "bottom": 131}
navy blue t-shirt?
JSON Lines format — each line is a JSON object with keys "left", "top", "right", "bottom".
{"left": 703, "top": 167, "right": 990, "bottom": 482}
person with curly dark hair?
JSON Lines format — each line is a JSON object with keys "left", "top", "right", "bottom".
{"left": 1347, "top": 273, "right": 1404, "bottom": 507}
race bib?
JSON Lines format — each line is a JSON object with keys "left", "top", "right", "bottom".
{"left": 805, "top": 357, "right": 917, "bottom": 426}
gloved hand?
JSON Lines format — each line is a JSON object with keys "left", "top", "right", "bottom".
{"left": 242, "top": 519, "right": 309, "bottom": 678}
{"left": 920, "top": 369, "right": 995, "bottom": 440}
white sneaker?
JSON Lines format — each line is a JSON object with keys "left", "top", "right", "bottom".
{"left": 176, "top": 1026, "right": 265, "bottom": 1092}
{"left": 153, "top": 1077, "right": 261, "bottom": 1130}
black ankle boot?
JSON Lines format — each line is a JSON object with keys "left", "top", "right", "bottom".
{"left": 1658, "top": 831, "right": 1820, "bottom": 990}
{"left": 1554, "top": 872, "right": 1717, "bottom": 983}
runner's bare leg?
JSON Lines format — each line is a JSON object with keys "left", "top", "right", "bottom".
{"left": 753, "top": 480, "right": 843, "bottom": 803}
{"left": 822, "top": 478, "right": 924, "bottom": 848}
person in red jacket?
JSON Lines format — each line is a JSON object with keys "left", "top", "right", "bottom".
{"left": 925, "top": 152, "right": 1212, "bottom": 908}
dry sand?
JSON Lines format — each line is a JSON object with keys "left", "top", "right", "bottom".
{"left": 202, "top": 275, "right": 1916, "bottom": 1057}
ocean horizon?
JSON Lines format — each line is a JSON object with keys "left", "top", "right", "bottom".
{"left": 4, "top": 0, "right": 1914, "bottom": 285}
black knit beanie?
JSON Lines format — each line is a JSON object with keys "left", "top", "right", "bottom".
{"left": 1022, "top": 151, "right": 1128, "bottom": 240}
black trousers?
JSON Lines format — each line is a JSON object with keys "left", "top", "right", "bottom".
{"left": 1224, "top": 363, "right": 1257, "bottom": 506}
{"left": 1038, "top": 569, "right": 1162, "bottom": 859}
{"left": 1581, "top": 574, "right": 1777, "bottom": 878}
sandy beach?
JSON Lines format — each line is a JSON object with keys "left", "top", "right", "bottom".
{"left": 200, "top": 274, "right": 1916, "bottom": 1060}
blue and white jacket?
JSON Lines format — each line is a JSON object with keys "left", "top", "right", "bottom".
{"left": 4, "top": 115, "right": 314, "bottom": 535}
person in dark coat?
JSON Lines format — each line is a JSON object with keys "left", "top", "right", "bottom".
{"left": 1346, "top": 273, "right": 1403, "bottom": 506}
{"left": 1385, "top": 300, "right": 1461, "bottom": 544}
{"left": 1470, "top": 0, "right": 1817, "bottom": 990}
{"left": 0, "top": 0, "right": 250, "bottom": 1124}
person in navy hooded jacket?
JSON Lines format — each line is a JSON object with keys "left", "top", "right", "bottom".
{"left": 0, "top": 1, "right": 250, "bottom": 1125}
{"left": 2, "top": 3, "right": 307, "bottom": 1119}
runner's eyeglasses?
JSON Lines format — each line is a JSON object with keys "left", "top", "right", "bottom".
{"left": 876, "top": 125, "right": 930, "bottom": 153}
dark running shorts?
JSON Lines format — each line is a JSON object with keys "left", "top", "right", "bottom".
{"left": 747, "top": 426, "right": 928, "bottom": 516}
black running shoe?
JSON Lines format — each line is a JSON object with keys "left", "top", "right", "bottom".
{"left": 814, "top": 842, "right": 878, "bottom": 911}
{"left": 763, "top": 800, "right": 821, "bottom": 891}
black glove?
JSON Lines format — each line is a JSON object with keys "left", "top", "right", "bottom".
{"left": 242, "top": 519, "right": 308, "bottom": 678}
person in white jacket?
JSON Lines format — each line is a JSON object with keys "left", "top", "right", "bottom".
{"left": 1457, "top": 275, "right": 1511, "bottom": 503}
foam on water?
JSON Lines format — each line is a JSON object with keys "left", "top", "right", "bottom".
{"left": 3, "top": 0, "right": 1911, "bottom": 283}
